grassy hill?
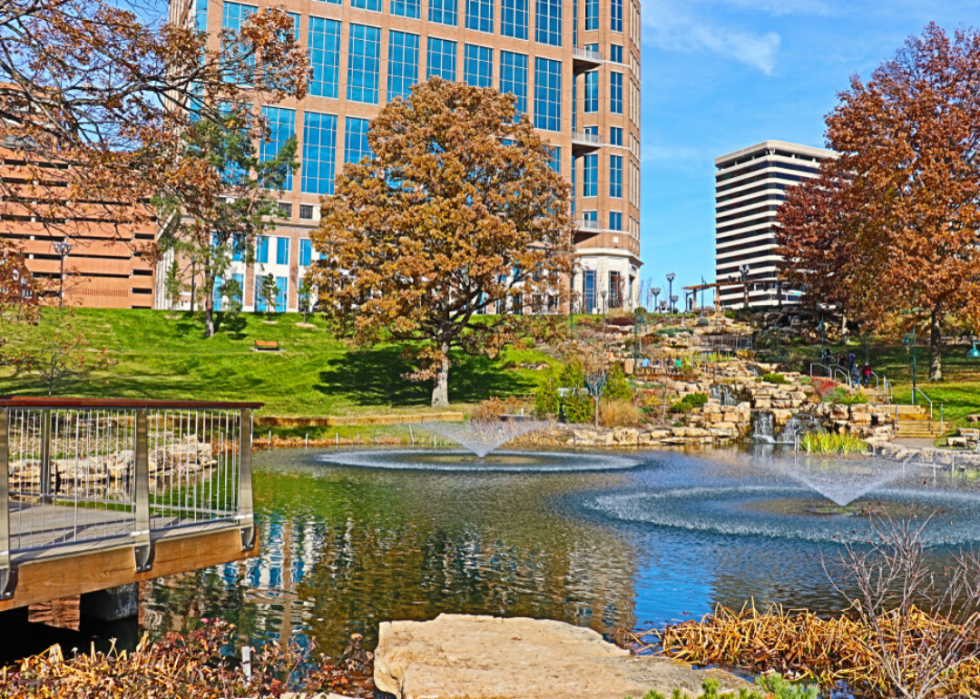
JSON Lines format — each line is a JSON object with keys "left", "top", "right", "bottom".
{"left": 0, "top": 308, "right": 552, "bottom": 416}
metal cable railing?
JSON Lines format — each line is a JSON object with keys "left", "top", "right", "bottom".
{"left": 0, "top": 397, "right": 260, "bottom": 600}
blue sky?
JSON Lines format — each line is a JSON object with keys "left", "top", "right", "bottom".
{"left": 638, "top": 0, "right": 980, "bottom": 294}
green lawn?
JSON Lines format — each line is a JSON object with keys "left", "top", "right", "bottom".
{"left": 0, "top": 308, "right": 552, "bottom": 416}
{"left": 785, "top": 341, "right": 980, "bottom": 426}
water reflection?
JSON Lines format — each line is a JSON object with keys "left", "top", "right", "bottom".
{"left": 143, "top": 448, "right": 980, "bottom": 656}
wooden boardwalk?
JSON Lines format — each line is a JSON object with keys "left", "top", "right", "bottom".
{"left": 0, "top": 398, "right": 262, "bottom": 613}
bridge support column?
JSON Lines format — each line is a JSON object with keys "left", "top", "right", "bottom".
{"left": 80, "top": 583, "right": 139, "bottom": 622}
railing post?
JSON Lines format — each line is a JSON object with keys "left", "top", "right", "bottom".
{"left": 133, "top": 409, "right": 153, "bottom": 573}
{"left": 0, "top": 408, "right": 17, "bottom": 599}
{"left": 238, "top": 408, "right": 255, "bottom": 552}
{"left": 40, "top": 409, "right": 52, "bottom": 504}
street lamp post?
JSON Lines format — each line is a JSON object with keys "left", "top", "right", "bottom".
{"left": 666, "top": 273, "right": 675, "bottom": 313}
{"left": 651, "top": 287, "right": 661, "bottom": 314}
{"left": 52, "top": 240, "right": 72, "bottom": 307}
{"left": 671, "top": 295, "right": 679, "bottom": 314}
{"left": 904, "top": 327, "right": 918, "bottom": 404}
{"left": 739, "top": 264, "right": 750, "bottom": 310}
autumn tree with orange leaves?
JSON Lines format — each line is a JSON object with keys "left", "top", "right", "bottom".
{"left": 778, "top": 24, "right": 980, "bottom": 380}
{"left": 312, "top": 79, "right": 574, "bottom": 408}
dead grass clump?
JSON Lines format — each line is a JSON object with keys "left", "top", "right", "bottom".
{"left": 471, "top": 396, "right": 531, "bottom": 422}
{"left": 622, "top": 603, "right": 980, "bottom": 698}
{"left": 0, "top": 620, "right": 374, "bottom": 698}
{"left": 599, "top": 399, "right": 642, "bottom": 428}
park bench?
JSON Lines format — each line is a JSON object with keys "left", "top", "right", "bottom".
{"left": 254, "top": 340, "right": 280, "bottom": 352}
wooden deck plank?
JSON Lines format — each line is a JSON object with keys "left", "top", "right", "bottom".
{"left": 0, "top": 525, "right": 259, "bottom": 612}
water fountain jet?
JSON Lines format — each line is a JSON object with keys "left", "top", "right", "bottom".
{"left": 428, "top": 419, "right": 551, "bottom": 459}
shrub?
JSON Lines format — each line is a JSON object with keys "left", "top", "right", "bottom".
{"left": 762, "top": 372, "right": 788, "bottom": 384}
{"left": 604, "top": 363, "right": 635, "bottom": 401}
{"left": 835, "top": 391, "right": 869, "bottom": 405}
{"left": 695, "top": 316, "right": 709, "bottom": 326}
{"left": 724, "top": 310, "right": 737, "bottom": 319}
{"left": 473, "top": 396, "right": 529, "bottom": 421}
{"left": 668, "top": 393, "right": 708, "bottom": 414}
{"left": 811, "top": 377, "right": 837, "bottom": 399}
{"left": 599, "top": 398, "right": 642, "bottom": 427}
{"left": 626, "top": 676, "right": 818, "bottom": 699}
{"left": 533, "top": 370, "right": 561, "bottom": 417}
{"left": 564, "top": 390, "right": 594, "bottom": 423}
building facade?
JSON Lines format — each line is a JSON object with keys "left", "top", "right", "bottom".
{"left": 714, "top": 140, "right": 834, "bottom": 309}
{"left": 0, "top": 148, "right": 158, "bottom": 309}
{"left": 167, "top": 0, "right": 642, "bottom": 314}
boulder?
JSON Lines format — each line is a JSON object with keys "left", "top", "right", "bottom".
{"left": 374, "top": 614, "right": 755, "bottom": 699}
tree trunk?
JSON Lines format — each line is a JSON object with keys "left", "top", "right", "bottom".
{"left": 929, "top": 309, "right": 942, "bottom": 381}
{"left": 431, "top": 343, "right": 450, "bottom": 408}
{"left": 204, "top": 268, "right": 215, "bottom": 339}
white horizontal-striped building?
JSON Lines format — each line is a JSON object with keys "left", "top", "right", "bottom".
{"left": 714, "top": 140, "right": 835, "bottom": 309}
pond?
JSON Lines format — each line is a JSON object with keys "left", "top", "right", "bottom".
{"left": 143, "top": 447, "right": 980, "bottom": 657}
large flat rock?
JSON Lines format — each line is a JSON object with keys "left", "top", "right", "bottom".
{"left": 374, "top": 614, "right": 755, "bottom": 699}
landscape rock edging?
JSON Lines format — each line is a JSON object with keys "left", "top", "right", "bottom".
{"left": 374, "top": 614, "right": 755, "bottom": 699}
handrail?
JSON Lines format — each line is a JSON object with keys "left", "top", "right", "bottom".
{"left": 915, "top": 387, "right": 934, "bottom": 420}
{"left": 0, "top": 397, "right": 264, "bottom": 409}
{"left": 0, "top": 401, "right": 257, "bottom": 600}
{"left": 809, "top": 363, "right": 853, "bottom": 390}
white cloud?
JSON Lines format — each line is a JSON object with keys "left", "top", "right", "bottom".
{"left": 643, "top": 1, "right": 786, "bottom": 74}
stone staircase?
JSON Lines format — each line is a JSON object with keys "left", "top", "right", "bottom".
{"left": 887, "top": 404, "right": 949, "bottom": 439}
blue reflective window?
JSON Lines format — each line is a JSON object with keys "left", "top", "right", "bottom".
{"left": 609, "top": 211, "right": 622, "bottom": 231}
{"left": 351, "top": 0, "right": 381, "bottom": 10}
{"left": 549, "top": 146, "right": 561, "bottom": 174}
{"left": 611, "top": 0, "right": 623, "bottom": 32}
{"left": 302, "top": 111, "right": 338, "bottom": 195}
{"left": 260, "top": 106, "right": 296, "bottom": 191}
{"left": 534, "top": 0, "right": 561, "bottom": 47}
{"left": 316, "top": 0, "right": 341, "bottom": 5}
{"left": 583, "top": 153, "right": 597, "bottom": 197}
{"left": 428, "top": 0, "right": 457, "bottom": 26}
{"left": 610, "top": 155, "right": 623, "bottom": 198}
{"left": 221, "top": 3, "right": 257, "bottom": 83}
{"left": 533, "top": 58, "right": 561, "bottom": 131}
{"left": 276, "top": 236, "right": 290, "bottom": 265}
{"left": 276, "top": 277, "right": 288, "bottom": 312}
{"left": 195, "top": 0, "right": 208, "bottom": 31}
{"left": 584, "top": 124, "right": 598, "bottom": 136}
{"left": 391, "top": 0, "right": 420, "bottom": 18}
{"left": 257, "top": 236, "right": 269, "bottom": 264}
{"left": 464, "top": 45, "right": 493, "bottom": 88}
{"left": 388, "top": 31, "right": 420, "bottom": 101}
{"left": 585, "top": 0, "right": 598, "bottom": 30}
{"left": 610, "top": 71, "right": 623, "bottom": 114}
{"left": 499, "top": 51, "right": 527, "bottom": 115}
{"left": 501, "top": 0, "right": 527, "bottom": 39}
{"left": 570, "top": 158, "right": 576, "bottom": 216}
{"left": 610, "top": 44, "right": 623, "bottom": 63}
{"left": 427, "top": 37, "right": 457, "bottom": 81}
{"left": 584, "top": 71, "right": 598, "bottom": 113}
{"left": 309, "top": 17, "right": 341, "bottom": 99}
{"left": 583, "top": 270, "right": 596, "bottom": 312}
{"left": 299, "top": 239, "right": 313, "bottom": 267}
{"left": 344, "top": 117, "right": 372, "bottom": 163}
{"left": 610, "top": 126, "right": 623, "bottom": 146}
{"left": 347, "top": 24, "right": 381, "bottom": 103}
{"left": 213, "top": 275, "right": 224, "bottom": 311}
{"left": 466, "top": 0, "right": 493, "bottom": 32}
{"left": 584, "top": 210, "right": 597, "bottom": 222}
{"left": 232, "top": 235, "right": 245, "bottom": 261}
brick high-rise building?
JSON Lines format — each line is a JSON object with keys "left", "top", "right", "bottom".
{"left": 0, "top": 147, "right": 159, "bottom": 309}
{"left": 167, "top": 0, "right": 642, "bottom": 313}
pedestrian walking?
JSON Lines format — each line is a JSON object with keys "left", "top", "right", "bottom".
{"left": 847, "top": 351, "right": 856, "bottom": 372}
{"left": 861, "top": 363, "right": 872, "bottom": 388}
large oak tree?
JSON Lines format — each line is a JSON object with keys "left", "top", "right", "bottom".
{"left": 778, "top": 24, "right": 980, "bottom": 380}
{"left": 312, "top": 78, "right": 573, "bottom": 408}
